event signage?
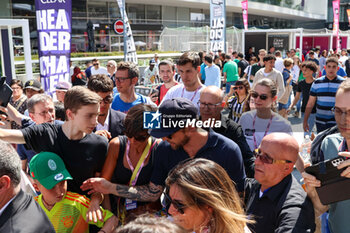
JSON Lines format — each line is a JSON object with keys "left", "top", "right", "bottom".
{"left": 241, "top": 0, "right": 248, "bottom": 30}
{"left": 210, "top": 0, "right": 226, "bottom": 53}
{"left": 333, "top": 0, "right": 340, "bottom": 53}
{"left": 116, "top": 0, "right": 137, "bottom": 63}
{"left": 35, "top": 0, "right": 71, "bottom": 95}
{"left": 114, "top": 20, "right": 124, "bottom": 34}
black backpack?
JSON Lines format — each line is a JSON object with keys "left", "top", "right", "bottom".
{"left": 310, "top": 125, "right": 339, "bottom": 164}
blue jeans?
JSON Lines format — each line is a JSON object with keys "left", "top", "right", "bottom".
{"left": 301, "top": 112, "right": 316, "bottom": 136}
{"left": 226, "top": 81, "right": 237, "bottom": 94}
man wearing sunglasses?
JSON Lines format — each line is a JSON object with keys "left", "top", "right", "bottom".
{"left": 91, "top": 58, "right": 108, "bottom": 76}
{"left": 87, "top": 74, "right": 125, "bottom": 141}
{"left": 244, "top": 133, "right": 315, "bottom": 233}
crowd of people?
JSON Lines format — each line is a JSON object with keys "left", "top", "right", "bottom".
{"left": 0, "top": 47, "right": 350, "bottom": 233}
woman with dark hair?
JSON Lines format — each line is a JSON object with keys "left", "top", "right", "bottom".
{"left": 87, "top": 104, "right": 161, "bottom": 224}
{"left": 164, "top": 158, "right": 252, "bottom": 233}
{"left": 9, "top": 79, "right": 27, "bottom": 129}
{"left": 239, "top": 78, "right": 292, "bottom": 152}
{"left": 225, "top": 78, "right": 250, "bottom": 123}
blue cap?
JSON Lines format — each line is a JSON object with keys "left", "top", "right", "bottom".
{"left": 150, "top": 98, "right": 198, "bottom": 138}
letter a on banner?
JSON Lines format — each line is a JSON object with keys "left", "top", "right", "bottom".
{"left": 116, "top": 0, "right": 138, "bottom": 64}
{"left": 241, "top": 0, "right": 248, "bottom": 30}
{"left": 210, "top": 0, "right": 226, "bottom": 54}
{"left": 35, "top": 0, "right": 72, "bottom": 96}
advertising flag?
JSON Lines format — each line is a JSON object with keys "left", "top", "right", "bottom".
{"left": 116, "top": 0, "right": 138, "bottom": 63}
{"left": 35, "top": 0, "right": 72, "bottom": 95}
{"left": 210, "top": 0, "right": 226, "bottom": 53}
{"left": 241, "top": 0, "right": 248, "bottom": 30}
{"left": 333, "top": 0, "right": 340, "bottom": 53}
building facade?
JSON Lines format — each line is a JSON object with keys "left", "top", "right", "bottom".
{"left": 1, "top": 0, "right": 328, "bottom": 52}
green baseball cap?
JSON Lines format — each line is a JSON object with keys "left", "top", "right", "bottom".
{"left": 29, "top": 152, "right": 72, "bottom": 190}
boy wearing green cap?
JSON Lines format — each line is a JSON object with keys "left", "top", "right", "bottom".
{"left": 30, "top": 151, "right": 118, "bottom": 233}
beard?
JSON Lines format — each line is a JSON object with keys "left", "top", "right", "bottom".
{"left": 170, "top": 135, "right": 190, "bottom": 150}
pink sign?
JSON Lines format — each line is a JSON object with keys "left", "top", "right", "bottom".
{"left": 241, "top": 0, "right": 248, "bottom": 30}
{"left": 333, "top": 0, "right": 340, "bottom": 53}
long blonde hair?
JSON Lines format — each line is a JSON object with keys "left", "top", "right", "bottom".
{"left": 166, "top": 159, "right": 253, "bottom": 233}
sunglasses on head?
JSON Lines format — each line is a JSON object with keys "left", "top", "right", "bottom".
{"left": 233, "top": 86, "right": 244, "bottom": 90}
{"left": 254, "top": 149, "right": 292, "bottom": 164}
{"left": 162, "top": 192, "right": 187, "bottom": 214}
{"left": 251, "top": 91, "right": 268, "bottom": 100}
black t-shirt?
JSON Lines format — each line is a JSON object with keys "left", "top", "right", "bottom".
{"left": 21, "top": 123, "right": 108, "bottom": 195}
{"left": 238, "top": 59, "right": 249, "bottom": 77}
{"left": 296, "top": 80, "right": 316, "bottom": 113}
{"left": 110, "top": 136, "right": 158, "bottom": 214}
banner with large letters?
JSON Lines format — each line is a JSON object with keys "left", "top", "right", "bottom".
{"left": 333, "top": 0, "right": 340, "bottom": 53}
{"left": 35, "top": 0, "right": 71, "bottom": 95}
{"left": 210, "top": 0, "right": 226, "bottom": 53}
{"left": 241, "top": 0, "right": 248, "bottom": 30}
{"left": 116, "top": 0, "right": 138, "bottom": 63}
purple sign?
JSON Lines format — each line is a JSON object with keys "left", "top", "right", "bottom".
{"left": 35, "top": 0, "right": 71, "bottom": 95}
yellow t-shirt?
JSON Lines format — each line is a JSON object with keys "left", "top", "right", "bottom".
{"left": 35, "top": 191, "right": 113, "bottom": 233}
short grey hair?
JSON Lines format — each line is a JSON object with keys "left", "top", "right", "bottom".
{"left": 0, "top": 140, "right": 21, "bottom": 186}
{"left": 27, "top": 94, "right": 53, "bottom": 113}
{"left": 107, "top": 60, "right": 117, "bottom": 67}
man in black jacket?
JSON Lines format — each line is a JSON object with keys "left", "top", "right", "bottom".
{"left": 0, "top": 140, "right": 55, "bottom": 232}
{"left": 88, "top": 74, "right": 125, "bottom": 140}
{"left": 199, "top": 85, "right": 255, "bottom": 177}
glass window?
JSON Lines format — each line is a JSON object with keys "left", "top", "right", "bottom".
{"left": 88, "top": 1, "right": 108, "bottom": 20}
{"left": 109, "top": 2, "right": 122, "bottom": 20}
{"left": 146, "top": 5, "right": 161, "bottom": 23}
{"left": 127, "top": 4, "right": 145, "bottom": 23}
{"left": 72, "top": 0, "right": 86, "bottom": 18}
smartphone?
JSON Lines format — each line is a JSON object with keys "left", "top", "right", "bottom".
{"left": 150, "top": 88, "right": 159, "bottom": 97}
{"left": 0, "top": 77, "right": 12, "bottom": 107}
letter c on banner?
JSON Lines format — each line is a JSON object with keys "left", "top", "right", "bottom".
{"left": 40, "top": 0, "right": 57, "bottom": 4}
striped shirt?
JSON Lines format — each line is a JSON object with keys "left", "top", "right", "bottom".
{"left": 309, "top": 75, "right": 345, "bottom": 125}
{"left": 227, "top": 96, "right": 247, "bottom": 123}
{"left": 35, "top": 191, "right": 114, "bottom": 233}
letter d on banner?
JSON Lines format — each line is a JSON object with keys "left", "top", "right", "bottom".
{"left": 35, "top": 0, "right": 72, "bottom": 96}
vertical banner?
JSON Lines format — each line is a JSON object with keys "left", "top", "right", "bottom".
{"left": 116, "top": 0, "right": 137, "bottom": 64}
{"left": 241, "top": 0, "right": 248, "bottom": 30}
{"left": 210, "top": 0, "right": 226, "bottom": 53}
{"left": 333, "top": 0, "right": 340, "bottom": 53}
{"left": 347, "top": 9, "right": 350, "bottom": 26}
{"left": 35, "top": 0, "right": 71, "bottom": 95}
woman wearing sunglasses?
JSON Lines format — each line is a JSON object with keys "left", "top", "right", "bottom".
{"left": 86, "top": 104, "right": 161, "bottom": 224}
{"left": 239, "top": 78, "right": 292, "bottom": 152}
{"left": 164, "top": 158, "right": 252, "bottom": 233}
{"left": 225, "top": 78, "right": 251, "bottom": 123}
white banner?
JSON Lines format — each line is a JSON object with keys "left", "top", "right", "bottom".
{"left": 116, "top": 0, "right": 137, "bottom": 63}
{"left": 210, "top": 0, "right": 226, "bottom": 53}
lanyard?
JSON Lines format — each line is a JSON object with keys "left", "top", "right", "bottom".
{"left": 338, "top": 138, "right": 349, "bottom": 153}
{"left": 125, "top": 137, "right": 156, "bottom": 186}
{"left": 181, "top": 85, "right": 202, "bottom": 101}
{"left": 253, "top": 113, "right": 273, "bottom": 150}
